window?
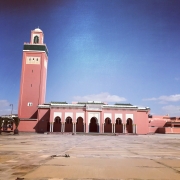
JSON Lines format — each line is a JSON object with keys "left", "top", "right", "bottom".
{"left": 27, "top": 102, "right": 33, "bottom": 106}
{"left": 34, "top": 36, "right": 39, "bottom": 44}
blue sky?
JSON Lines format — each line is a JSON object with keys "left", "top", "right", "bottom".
{"left": 0, "top": 0, "right": 180, "bottom": 116}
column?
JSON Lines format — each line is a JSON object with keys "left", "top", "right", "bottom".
{"left": 52, "top": 122, "right": 54, "bottom": 132}
{"left": 61, "top": 123, "right": 63, "bottom": 133}
{"left": 88, "top": 123, "right": 90, "bottom": 133}
{"left": 102, "top": 123, "right": 104, "bottom": 133}
{"left": 63, "top": 122, "right": 65, "bottom": 132}
{"left": 74, "top": 123, "right": 76, "bottom": 133}
{"left": 50, "top": 123, "right": 52, "bottom": 132}
{"left": 112, "top": 123, "right": 113, "bottom": 133}
{"left": 114, "top": 123, "right": 115, "bottom": 133}
{"left": 72, "top": 123, "right": 74, "bottom": 133}
{"left": 97, "top": 123, "right": 99, "bottom": 133}
{"left": 83, "top": 123, "right": 85, "bottom": 132}
{"left": 124, "top": 124, "right": 126, "bottom": 133}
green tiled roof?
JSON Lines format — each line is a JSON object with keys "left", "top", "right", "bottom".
{"left": 24, "top": 44, "right": 48, "bottom": 56}
{"left": 114, "top": 103, "right": 133, "bottom": 106}
{"left": 51, "top": 102, "right": 68, "bottom": 104}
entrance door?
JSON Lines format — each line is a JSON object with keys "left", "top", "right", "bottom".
{"left": 89, "top": 117, "right": 98, "bottom": 132}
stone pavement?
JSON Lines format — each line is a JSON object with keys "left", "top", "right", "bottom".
{"left": 0, "top": 133, "right": 180, "bottom": 180}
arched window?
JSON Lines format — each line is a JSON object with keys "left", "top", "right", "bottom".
{"left": 34, "top": 36, "right": 39, "bottom": 44}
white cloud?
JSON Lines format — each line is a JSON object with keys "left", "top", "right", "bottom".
{"left": 73, "top": 92, "right": 126, "bottom": 103}
{"left": 142, "top": 97, "right": 157, "bottom": 101}
{"left": 162, "top": 105, "right": 180, "bottom": 116}
{"left": 0, "top": 100, "right": 9, "bottom": 108}
{"left": 143, "top": 94, "right": 180, "bottom": 102}
{"left": 0, "top": 100, "right": 11, "bottom": 115}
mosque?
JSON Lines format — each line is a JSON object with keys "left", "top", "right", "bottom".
{"left": 17, "top": 28, "right": 180, "bottom": 134}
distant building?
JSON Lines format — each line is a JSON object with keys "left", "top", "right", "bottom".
{"left": 17, "top": 28, "right": 180, "bottom": 134}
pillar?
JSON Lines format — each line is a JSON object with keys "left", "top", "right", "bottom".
{"left": 112, "top": 123, "right": 113, "bottom": 133}
{"left": 74, "top": 123, "right": 76, "bottom": 133}
{"left": 61, "top": 123, "right": 63, "bottom": 133}
{"left": 72, "top": 123, "right": 74, "bottom": 133}
{"left": 113, "top": 123, "right": 115, "bottom": 133}
{"left": 51, "top": 122, "right": 54, "bottom": 132}
{"left": 83, "top": 123, "right": 85, "bottom": 132}
{"left": 50, "top": 123, "right": 51, "bottom": 132}
{"left": 63, "top": 122, "right": 65, "bottom": 132}
{"left": 102, "top": 123, "right": 104, "bottom": 133}
{"left": 97, "top": 123, "right": 99, "bottom": 133}
{"left": 124, "top": 124, "right": 126, "bottom": 133}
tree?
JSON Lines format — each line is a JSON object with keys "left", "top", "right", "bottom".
{"left": 13, "top": 117, "right": 20, "bottom": 134}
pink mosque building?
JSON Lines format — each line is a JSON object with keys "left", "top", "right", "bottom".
{"left": 18, "top": 28, "right": 180, "bottom": 134}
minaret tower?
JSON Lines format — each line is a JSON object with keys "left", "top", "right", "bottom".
{"left": 18, "top": 28, "right": 48, "bottom": 119}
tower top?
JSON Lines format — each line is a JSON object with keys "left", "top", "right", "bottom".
{"left": 30, "top": 27, "right": 44, "bottom": 45}
{"left": 33, "top": 27, "right": 43, "bottom": 32}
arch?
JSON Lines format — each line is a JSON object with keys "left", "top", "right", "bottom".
{"left": 89, "top": 117, "right": 99, "bottom": 132}
{"left": 104, "top": 117, "right": 112, "bottom": 133}
{"left": 115, "top": 118, "right": 123, "bottom": 133}
{"left": 126, "top": 118, "right": 133, "bottom": 133}
{"left": 76, "top": 116, "right": 84, "bottom": 132}
{"left": 65, "top": 116, "right": 73, "bottom": 132}
{"left": 53, "top": 116, "right": 61, "bottom": 132}
{"left": 34, "top": 36, "right": 39, "bottom": 44}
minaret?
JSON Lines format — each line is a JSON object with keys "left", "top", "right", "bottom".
{"left": 18, "top": 28, "right": 48, "bottom": 119}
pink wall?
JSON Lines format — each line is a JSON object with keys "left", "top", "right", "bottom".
{"left": 18, "top": 120, "right": 37, "bottom": 132}
{"left": 50, "top": 108, "right": 86, "bottom": 123}
{"left": 148, "top": 127, "right": 158, "bottom": 134}
{"left": 37, "top": 109, "right": 50, "bottom": 132}
{"left": 157, "top": 127, "right": 180, "bottom": 134}
{"left": 18, "top": 51, "right": 48, "bottom": 119}
{"left": 136, "top": 111, "right": 149, "bottom": 134}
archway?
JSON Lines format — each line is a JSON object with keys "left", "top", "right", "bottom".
{"left": 104, "top": 117, "right": 112, "bottom": 133}
{"left": 76, "top": 117, "right": 84, "bottom": 132}
{"left": 89, "top": 117, "right": 98, "bottom": 132}
{"left": 34, "top": 36, "right": 39, "bottom": 44}
{"left": 65, "top": 116, "right": 73, "bottom": 132}
{"left": 126, "top": 118, "right": 133, "bottom": 133}
{"left": 53, "top": 116, "right": 61, "bottom": 132}
{"left": 115, "top": 118, "right": 123, "bottom": 133}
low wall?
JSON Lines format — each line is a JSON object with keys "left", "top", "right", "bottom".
{"left": 18, "top": 120, "right": 37, "bottom": 132}
{"left": 148, "top": 127, "right": 158, "bottom": 134}
{"left": 158, "top": 127, "right": 180, "bottom": 134}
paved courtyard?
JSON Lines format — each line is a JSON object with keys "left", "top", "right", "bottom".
{"left": 0, "top": 133, "right": 180, "bottom": 180}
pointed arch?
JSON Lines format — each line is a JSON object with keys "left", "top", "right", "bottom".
{"left": 53, "top": 116, "right": 61, "bottom": 132}
{"left": 104, "top": 117, "right": 112, "bottom": 133}
{"left": 89, "top": 117, "right": 98, "bottom": 132}
{"left": 34, "top": 36, "right": 39, "bottom": 44}
{"left": 76, "top": 116, "right": 84, "bottom": 132}
{"left": 65, "top": 116, "right": 73, "bottom": 132}
{"left": 126, "top": 118, "right": 133, "bottom": 133}
{"left": 115, "top": 118, "right": 123, "bottom": 133}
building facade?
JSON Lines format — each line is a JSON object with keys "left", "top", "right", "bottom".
{"left": 18, "top": 28, "right": 180, "bottom": 134}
